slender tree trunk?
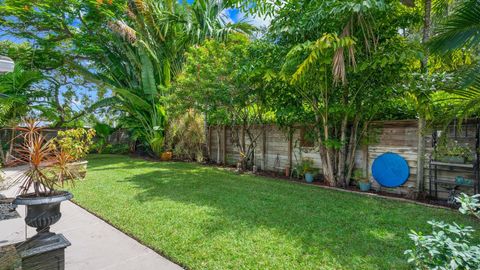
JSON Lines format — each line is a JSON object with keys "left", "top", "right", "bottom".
{"left": 262, "top": 126, "right": 266, "bottom": 170}
{"left": 345, "top": 118, "right": 360, "bottom": 186}
{"left": 416, "top": 0, "right": 431, "bottom": 195}
{"left": 6, "top": 128, "right": 15, "bottom": 164}
{"left": 0, "top": 138, "right": 4, "bottom": 165}
{"left": 204, "top": 112, "right": 209, "bottom": 159}
{"left": 314, "top": 114, "right": 331, "bottom": 184}
{"left": 421, "top": 0, "right": 431, "bottom": 71}
{"left": 416, "top": 117, "right": 426, "bottom": 193}
{"left": 216, "top": 128, "right": 221, "bottom": 164}
{"left": 322, "top": 121, "right": 336, "bottom": 186}
{"left": 337, "top": 115, "right": 348, "bottom": 187}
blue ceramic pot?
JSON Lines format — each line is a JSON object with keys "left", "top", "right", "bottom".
{"left": 305, "top": 173, "right": 314, "bottom": 183}
{"left": 359, "top": 182, "right": 371, "bottom": 192}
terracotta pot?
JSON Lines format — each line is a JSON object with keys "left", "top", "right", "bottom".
{"left": 160, "top": 151, "right": 173, "bottom": 161}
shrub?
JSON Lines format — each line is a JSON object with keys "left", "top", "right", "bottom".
{"left": 90, "top": 143, "right": 130, "bottom": 155}
{"left": 352, "top": 169, "right": 369, "bottom": 184}
{"left": 405, "top": 194, "right": 480, "bottom": 269}
{"left": 110, "top": 144, "right": 130, "bottom": 154}
{"left": 294, "top": 158, "right": 319, "bottom": 177}
{"left": 433, "top": 136, "right": 472, "bottom": 160}
{"left": 165, "top": 110, "right": 205, "bottom": 161}
{"left": 54, "top": 128, "right": 96, "bottom": 161}
{"left": 93, "top": 123, "right": 113, "bottom": 153}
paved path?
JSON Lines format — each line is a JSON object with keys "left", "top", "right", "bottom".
{"left": 0, "top": 167, "right": 183, "bottom": 270}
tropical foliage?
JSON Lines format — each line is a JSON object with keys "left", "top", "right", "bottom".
{"left": 0, "top": 66, "right": 43, "bottom": 126}
{"left": 405, "top": 194, "right": 480, "bottom": 269}
{"left": 54, "top": 128, "right": 96, "bottom": 161}
{"left": 0, "top": 0, "right": 251, "bottom": 157}
{"left": 428, "top": 0, "right": 480, "bottom": 118}
{"left": 0, "top": 0, "right": 479, "bottom": 166}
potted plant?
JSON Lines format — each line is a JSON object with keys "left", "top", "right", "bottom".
{"left": 433, "top": 137, "right": 472, "bottom": 164}
{"left": 10, "top": 121, "right": 84, "bottom": 239}
{"left": 53, "top": 128, "right": 95, "bottom": 178}
{"left": 296, "top": 158, "right": 319, "bottom": 183}
{"left": 352, "top": 169, "right": 371, "bottom": 191}
{"left": 160, "top": 151, "right": 173, "bottom": 161}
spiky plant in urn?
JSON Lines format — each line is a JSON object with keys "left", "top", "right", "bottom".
{"left": 12, "top": 120, "right": 91, "bottom": 239}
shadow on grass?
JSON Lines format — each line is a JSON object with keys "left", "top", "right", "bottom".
{"left": 81, "top": 155, "right": 477, "bottom": 269}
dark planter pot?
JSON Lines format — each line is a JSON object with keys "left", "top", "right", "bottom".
{"left": 305, "top": 173, "right": 314, "bottom": 183}
{"left": 359, "top": 182, "right": 371, "bottom": 192}
{"left": 13, "top": 191, "right": 73, "bottom": 235}
{"left": 439, "top": 156, "right": 466, "bottom": 164}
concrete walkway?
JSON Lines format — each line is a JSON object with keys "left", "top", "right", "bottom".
{"left": 0, "top": 167, "right": 183, "bottom": 270}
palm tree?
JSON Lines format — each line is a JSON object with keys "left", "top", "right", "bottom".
{"left": 428, "top": 0, "right": 480, "bottom": 116}
{"left": 79, "top": 0, "right": 252, "bottom": 157}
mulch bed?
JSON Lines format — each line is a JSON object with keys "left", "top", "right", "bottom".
{"left": 251, "top": 169, "right": 455, "bottom": 209}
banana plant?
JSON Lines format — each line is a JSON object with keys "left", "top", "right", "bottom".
{"left": 81, "top": 0, "right": 253, "bottom": 157}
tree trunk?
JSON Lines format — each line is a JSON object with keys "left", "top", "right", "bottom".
{"left": 421, "top": 0, "right": 431, "bottom": 71}
{"left": 241, "top": 125, "right": 248, "bottom": 170}
{"left": 204, "top": 112, "right": 209, "bottom": 159}
{"left": 0, "top": 138, "right": 4, "bottom": 165}
{"left": 322, "top": 121, "right": 336, "bottom": 186}
{"left": 287, "top": 129, "right": 293, "bottom": 171}
{"left": 337, "top": 115, "right": 348, "bottom": 187}
{"left": 222, "top": 125, "right": 227, "bottom": 164}
{"left": 262, "top": 126, "right": 266, "bottom": 170}
{"left": 6, "top": 128, "right": 15, "bottom": 164}
{"left": 416, "top": 117, "right": 426, "bottom": 194}
{"left": 216, "top": 128, "right": 221, "bottom": 164}
{"left": 345, "top": 118, "right": 360, "bottom": 186}
{"left": 417, "top": 0, "right": 431, "bottom": 195}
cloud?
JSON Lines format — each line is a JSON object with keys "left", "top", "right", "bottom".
{"left": 244, "top": 13, "right": 272, "bottom": 28}
{"left": 225, "top": 8, "right": 272, "bottom": 28}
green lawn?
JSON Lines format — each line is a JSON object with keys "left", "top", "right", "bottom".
{"left": 70, "top": 155, "right": 480, "bottom": 269}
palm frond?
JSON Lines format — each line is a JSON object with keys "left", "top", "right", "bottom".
{"left": 429, "top": 0, "right": 480, "bottom": 53}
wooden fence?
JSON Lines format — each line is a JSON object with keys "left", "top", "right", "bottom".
{"left": 0, "top": 128, "right": 130, "bottom": 146}
{"left": 207, "top": 120, "right": 479, "bottom": 198}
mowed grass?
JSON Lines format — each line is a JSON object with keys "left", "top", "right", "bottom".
{"left": 69, "top": 155, "right": 480, "bottom": 269}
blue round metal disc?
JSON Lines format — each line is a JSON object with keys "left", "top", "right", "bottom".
{"left": 372, "top": 153, "right": 410, "bottom": 188}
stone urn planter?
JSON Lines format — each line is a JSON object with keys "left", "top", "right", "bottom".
{"left": 13, "top": 191, "right": 73, "bottom": 236}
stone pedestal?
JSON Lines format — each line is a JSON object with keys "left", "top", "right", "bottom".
{"left": 1, "top": 234, "right": 70, "bottom": 270}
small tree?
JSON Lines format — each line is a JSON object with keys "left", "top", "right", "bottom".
{"left": 171, "top": 35, "right": 269, "bottom": 169}
{"left": 279, "top": 32, "right": 414, "bottom": 186}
